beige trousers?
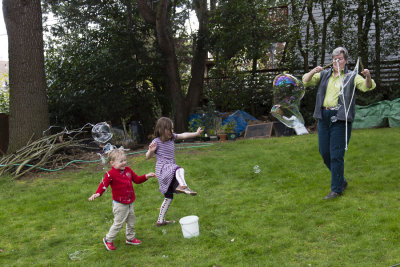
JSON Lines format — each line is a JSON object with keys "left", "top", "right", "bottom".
{"left": 105, "top": 201, "right": 136, "bottom": 242}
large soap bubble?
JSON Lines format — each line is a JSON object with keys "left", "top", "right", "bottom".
{"left": 271, "top": 73, "right": 308, "bottom": 134}
{"left": 91, "top": 122, "right": 113, "bottom": 143}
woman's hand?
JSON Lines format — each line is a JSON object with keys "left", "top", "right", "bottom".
{"left": 311, "top": 66, "right": 324, "bottom": 74}
{"left": 361, "top": 69, "right": 373, "bottom": 88}
{"left": 361, "top": 69, "right": 371, "bottom": 78}
{"left": 303, "top": 66, "right": 323, "bottom": 83}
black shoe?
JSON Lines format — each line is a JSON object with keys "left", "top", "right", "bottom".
{"left": 343, "top": 181, "right": 348, "bottom": 191}
{"left": 324, "top": 191, "right": 342, "bottom": 200}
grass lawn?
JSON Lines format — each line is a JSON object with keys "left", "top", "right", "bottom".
{"left": 0, "top": 127, "right": 399, "bottom": 266}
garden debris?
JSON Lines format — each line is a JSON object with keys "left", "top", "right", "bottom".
{"left": 0, "top": 126, "right": 96, "bottom": 179}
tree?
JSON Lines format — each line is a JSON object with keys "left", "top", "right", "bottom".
{"left": 286, "top": 0, "right": 400, "bottom": 109}
{"left": 42, "top": 0, "right": 163, "bottom": 134}
{"left": 0, "top": 73, "right": 9, "bottom": 114}
{"left": 137, "top": 0, "right": 209, "bottom": 132}
{"left": 3, "top": 0, "right": 50, "bottom": 154}
{"left": 356, "top": 0, "right": 374, "bottom": 68}
{"left": 206, "top": 0, "right": 288, "bottom": 115}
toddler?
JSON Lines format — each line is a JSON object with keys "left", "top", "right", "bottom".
{"left": 88, "top": 149, "right": 155, "bottom": 251}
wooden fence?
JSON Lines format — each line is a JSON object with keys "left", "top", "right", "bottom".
{"left": 205, "top": 59, "right": 400, "bottom": 88}
{"left": 373, "top": 60, "right": 400, "bottom": 87}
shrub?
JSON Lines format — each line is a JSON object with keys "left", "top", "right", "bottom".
{"left": 0, "top": 73, "right": 9, "bottom": 114}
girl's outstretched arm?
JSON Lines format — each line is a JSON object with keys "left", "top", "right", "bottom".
{"left": 146, "top": 142, "right": 157, "bottom": 159}
{"left": 176, "top": 127, "right": 203, "bottom": 140}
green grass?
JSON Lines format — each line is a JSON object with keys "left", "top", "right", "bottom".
{"left": 0, "top": 128, "right": 399, "bottom": 266}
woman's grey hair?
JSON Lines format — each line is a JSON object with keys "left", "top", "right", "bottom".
{"left": 332, "top": 47, "right": 349, "bottom": 60}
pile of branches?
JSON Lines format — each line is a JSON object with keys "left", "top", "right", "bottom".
{"left": 0, "top": 127, "right": 97, "bottom": 179}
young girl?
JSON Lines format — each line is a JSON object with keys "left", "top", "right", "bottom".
{"left": 88, "top": 149, "right": 155, "bottom": 251}
{"left": 146, "top": 117, "right": 202, "bottom": 226}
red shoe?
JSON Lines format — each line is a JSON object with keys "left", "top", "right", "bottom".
{"left": 103, "top": 237, "right": 115, "bottom": 251}
{"left": 126, "top": 238, "right": 142, "bottom": 245}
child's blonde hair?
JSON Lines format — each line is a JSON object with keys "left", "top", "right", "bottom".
{"left": 108, "top": 149, "right": 126, "bottom": 163}
{"left": 154, "top": 117, "right": 174, "bottom": 142}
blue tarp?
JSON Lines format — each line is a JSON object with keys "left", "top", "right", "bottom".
{"left": 222, "top": 110, "right": 257, "bottom": 134}
{"left": 189, "top": 110, "right": 257, "bottom": 135}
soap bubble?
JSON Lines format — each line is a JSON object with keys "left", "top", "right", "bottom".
{"left": 271, "top": 73, "right": 306, "bottom": 128}
{"left": 253, "top": 165, "right": 261, "bottom": 174}
{"left": 92, "top": 122, "right": 113, "bottom": 143}
{"left": 69, "top": 250, "right": 89, "bottom": 261}
{"left": 102, "top": 143, "right": 116, "bottom": 154}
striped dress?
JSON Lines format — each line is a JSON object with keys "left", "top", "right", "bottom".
{"left": 151, "top": 134, "right": 180, "bottom": 194}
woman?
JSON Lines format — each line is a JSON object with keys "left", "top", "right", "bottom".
{"left": 303, "top": 47, "right": 376, "bottom": 199}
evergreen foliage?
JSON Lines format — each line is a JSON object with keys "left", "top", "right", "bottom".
{"left": 43, "top": 0, "right": 165, "bottom": 133}
{"left": 41, "top": 0, "right": 400, "bottom": 130}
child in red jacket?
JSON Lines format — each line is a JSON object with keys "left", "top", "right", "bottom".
{"left": 88, "top": 149, "right": 155, "bottom": 251}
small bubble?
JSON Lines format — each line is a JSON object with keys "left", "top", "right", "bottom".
{"left": 92, "top": 122, "right": 113, "bottom": 143}
{"left": 253, "top": 165, "right": 261, "bottom": 174}
{"left": 97, "top": 153, "right": 106, "bottom": 165}
{"left": 103, "top": 143, "right": 116, "bottom": 154}
{"left": 69, "top": 250, "right": 89, "bottom": 261}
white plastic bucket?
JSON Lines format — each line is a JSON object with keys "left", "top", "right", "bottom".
{"left": 179, "top": 215, "right": 199, "bottom": 238}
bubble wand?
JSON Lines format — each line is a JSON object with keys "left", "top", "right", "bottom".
{"left": 336, "top": 58, "right": 359, "bottom": 150}
{"left": 322, "top": 62, "right": 334, "bottom": 69}
{"left": 359, "top": 57, "right": 364, "bottom": 73}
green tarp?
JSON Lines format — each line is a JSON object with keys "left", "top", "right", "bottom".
{"left": 353, "top": 98, "right": 400, "bottom": 129}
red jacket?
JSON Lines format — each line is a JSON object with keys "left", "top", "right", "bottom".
{"left": 95, "top": 166, "right": 148, "bottom": 204}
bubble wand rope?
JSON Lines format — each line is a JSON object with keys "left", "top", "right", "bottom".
{"left": 337, "top": 58, "right": 359, "bottom": 150}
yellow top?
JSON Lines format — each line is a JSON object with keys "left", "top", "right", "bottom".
{"left": 302, "top": 71, "right": 376, "bottom": 107}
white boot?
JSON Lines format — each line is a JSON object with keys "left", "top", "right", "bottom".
{"left": 175, "top": 169, "right": 197, "bottom": 195}
{"left": 175, "top": 168, "right": 187, "bottom": 186}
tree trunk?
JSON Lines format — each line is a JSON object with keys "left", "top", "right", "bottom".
{"left": 186, "top": 0, "right": 208, "bottom": 119}
{"left": 289, "top": 0, "right": 308, "bottom": 72}
{"left": 155, "top": 0, "right": 186, "bottom": 131}
{"left": 357, "top": 0, "right": 374, "bottom": 68}
{"left": 307, "top": 0, "right": 319, "bottom": 67}
{"left": 334, "top": 0, "right": 344, "bottom": 47}
{"left": 137, "top": 0, "right": 208, "bottom": 132}
{"left": 320, "top": 0, "right": 336, "bottom": 65}
{"left": 3, "top": 0, "right": 50, "bottom": 154}
{"left": 373, "top": 0, "right": 381, "bottom": 87}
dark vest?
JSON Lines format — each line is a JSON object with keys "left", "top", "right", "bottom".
{"left": 313, "top": 67, "right": 357, "bottom": 122}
